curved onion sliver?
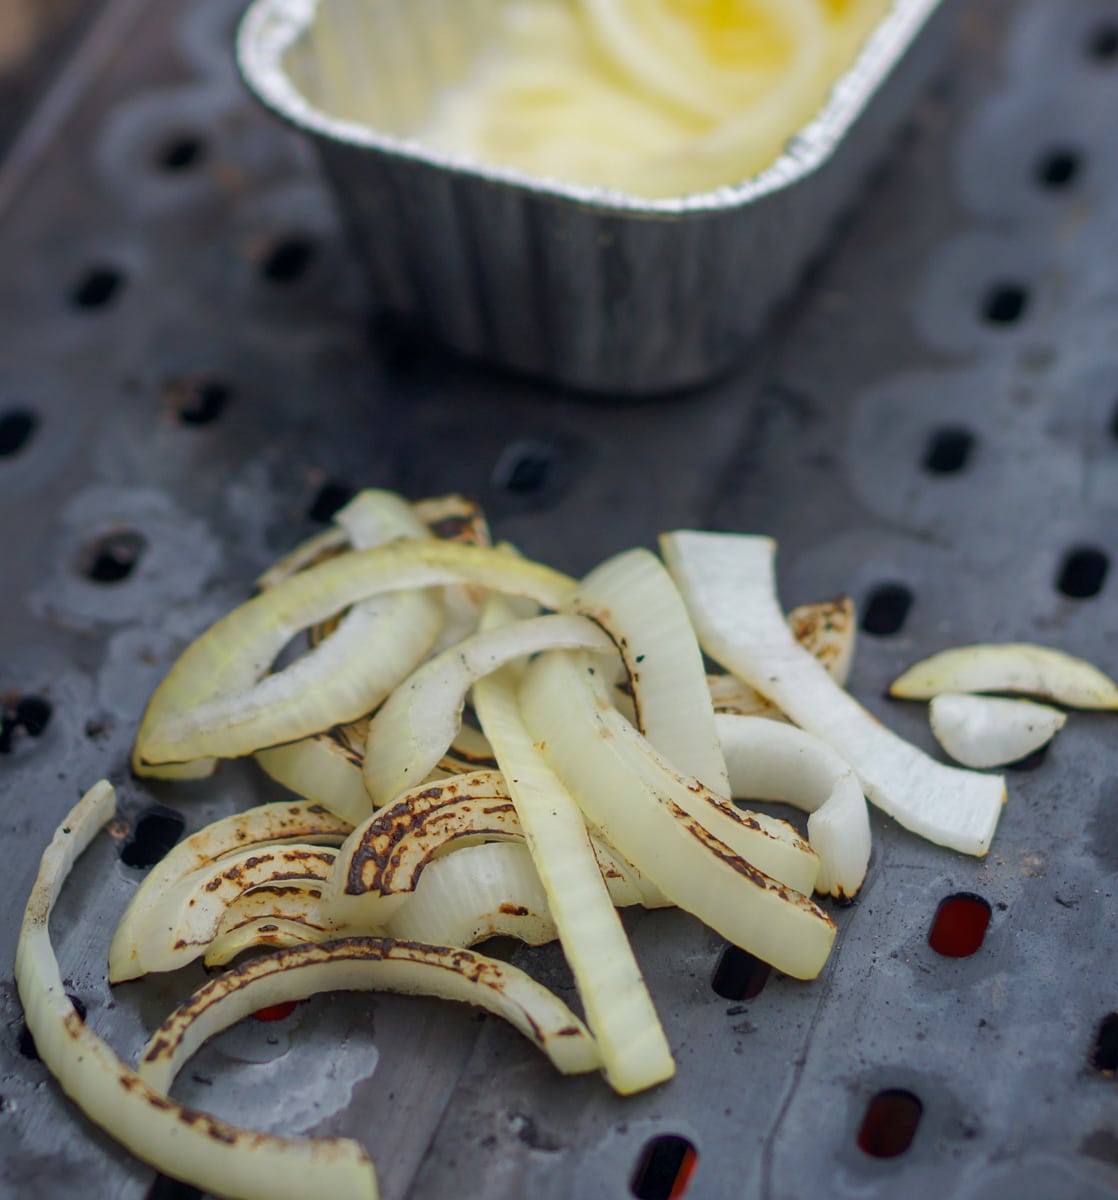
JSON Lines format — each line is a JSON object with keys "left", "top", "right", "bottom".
{"left": 16, "top": 782, "right": 378, "bottom": 1200}
{"left": 716, "top": 713, "right": 871, "bottom": 899}
{"left": 138, "top": 937, "right": 600, "bottom": 1094}
{"left": 929, "top": 693, "right": 1067, "bottom": 769}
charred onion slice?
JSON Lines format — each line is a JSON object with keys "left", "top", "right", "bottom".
{"left": 568, "top": 548, "right": 729, "bottom": 796}
{"left": 205, "top": 916, "right": 336, "bottom": 968}
{"left": 522, "top": 650, "right": 836, "bottom": 979}
{"left": 110, "top": 844, "right": 338, "bottom": 982}
{"left": 133, "top": 540, "right": 576, "bottom": 776}
{"left": 716, "top": 714, "right": 871, "bottom": 899}
{"left": 16, "top": 782, "right": 378, "bottom": 1200}
{"left": 787, "top": 596, "right": 856, "bottom": 688}
{"left": 475, "top": 616, "right": 675, "bottom": 1096}
{"left": 539, "top": 653, "right": 819, "bottom": 895}
{"left": 661, "top": 532, "right": 1006, "bottom": 857}
{"left": 256, "top": 720, "right": 373, "bottom": 826}
{"left": 929, "top": 693, "right": 1067, "bottom": 769}
{"left": 138, "top": 937, "right": 600, "bottom": 1093}
{"left": 109, "top": 802, "right": 350, "bottom": 980}
{"left": 890, "top": 643, "right": 1118, "bottom": 710}
{"left": 384, "top": 842, "right": 556, "bottom": 947}
{"left": 362, "top": 615, "right": 616, "bottom": 806}
{"left": 708, "top": 672, "right": 786, "bottom": 719}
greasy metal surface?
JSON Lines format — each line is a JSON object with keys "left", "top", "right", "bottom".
{"left": 1, "top": 1, "right": 1117, "bottom": 1198}
{"left": 238, "top": 0, "right": 954, "bottom": 392}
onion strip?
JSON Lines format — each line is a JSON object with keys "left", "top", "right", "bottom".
{"left": 716, "top": 713, "right": 871, "bottom": 899}
{"left": 661, "top": 531, "right": 1007, "bottom": 857}
{"left": 138, "top": 937, "right": 600, "bottom": 1094}
{"left": 16, "top": 782, "right": 379, "bottom": 1200}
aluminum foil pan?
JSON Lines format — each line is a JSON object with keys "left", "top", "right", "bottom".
{"left": 238, "top": 0, "right": 956, "bottom": 394}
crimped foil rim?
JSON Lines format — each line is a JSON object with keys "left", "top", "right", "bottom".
{"left": 237, "top": 0, "right": 941, "bottom": 216}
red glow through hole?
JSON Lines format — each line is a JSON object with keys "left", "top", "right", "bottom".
{"left": 928, "top": 893, "right": 992, "bottom": 958}
{"left": 252, "top": 1001, "right": 298, "bottom": 1022}
{"left": 857, "top": 1089, "right": 923, "bottom": 1158}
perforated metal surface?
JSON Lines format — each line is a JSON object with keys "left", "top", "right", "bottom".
{"left": 1, "top": 2, "right": 1117, "bottom": 1198}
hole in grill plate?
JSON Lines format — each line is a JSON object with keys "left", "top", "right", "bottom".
{"left": 861, "top": 584, "right": 913, "bottom": 637}
{"left": 146, "top": 1175, "right": 204, "bottom": 1200}
{"left": 711, "top": 945, "right": 771, "bottom": 1001}
{"left": 928, "top": 893, "right": 991, "bottom": 957}
{"left": 166, "top": 376, "right": 230, "bottom": 426}
{"left": 1087, "top": 22, "right": 1118, "bottom": 60}
{"left": 1035, "top": 148, "right": 1081, "bottom": 189}
{"left": 71, "top": 266, "right": 124, "bottom": 310}
{"left": 630, "top": 1134, "right": 698, "bottom": 1200}
{"left": 121, "top": 805, "right": 186, "bottom": 868}
{"left": 1056, "top": 547, "right": 1109, "bottom": 598}
{"left": 493, "top": 441, "right": 554, "bottom": 494}
{"left": 922, "top": 427, "right": 975, "bottom": 474}
{"left": 158, "top": 134, "right": 205, "bottom": 171}
{"left": 857, "top": 1090, "right": 923, "bottom": 1158}
{"left": 307, "top": 481, "right": 354, "bottom": 523}
{"left": 0, "top": 695, "right": 53, "bottom": 754}
{"left": 1091, "top": 1013, "right": 1118, "bottom": 1075}
{"left": 82, "top": 530, "right": 146, "bottom": 583}
{"left": 0, "top": 409, "right": 38, "bottom": 458}
{"left": 982, "top": 283, "right": 1029, "bottom": 326}
{"left": 261, "top": 236, "right": 316, "bottom": 283}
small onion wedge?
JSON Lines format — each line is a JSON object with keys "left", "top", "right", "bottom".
{"left": 716, "top": 714, "right": 871, "bottom": 899}
{"left": 256, "top": 720, "right": 373, "bottom": 826}
{"left": 568, "top": 548, "right": 729, "bottom": 796}
{"left": 929, "top": 693, "right": 1067, "bottom": 769}
{"left": 787, "top": 597, "right": 856, "bottom": 688}
{"left": 133, "top": 540, "right": 577, "bottom": 776}
{"left": 16, "top": 782, "right": 379, "bottom": 1200}
{"left": 661, "top": 532, "right": 1007, "bottom": 858}
{"left": 522, "top": 651, "right": 837, "bottom": 980}
{"left": 362, "top": 614, "right": 616, "bottom": 806}
{"left": 138, "top": 937, "right": 601, "bottom": 1094}
{"left": 110, "top": 844, "right": 338, "bottom": 982}
{"left": 890, "top": 643, "right": 1118, "bottom": 710}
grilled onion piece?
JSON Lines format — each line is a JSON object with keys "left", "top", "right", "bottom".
{"left": 929, "top": 693, "right": 1067, "bottom": 769}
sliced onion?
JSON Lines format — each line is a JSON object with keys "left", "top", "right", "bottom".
{"left": 532, "top": 649, "right": 819, "bottom": 895}
{"left": 109, "top": 802, "right": 351, "bottom": 981}
{"left": 384, "top": 841, "right": 556, "bottom": 947}
{"left": 215, "top": 881, "right": 329, "bottom": 939}
{"left": 362, "top": 614, "right": 616, "bottom": 806}
{"left": 437, "top": 721, "right": 499, "bottom": 774}
{"left": 16, "top": 782, "right": 379, "bottom": 1200}
{"left": 521, "top": 650, "right": 836, "bottom": 980}
{"left": 255, "top": 527, "right": 347, "bottom": 592}
{"left": 787, "top": 596, "right": 857, "bottom": 688}
{"left": 133, "top": 539, "right": 576, "bottom": 777}
{"left": 205, "top": 916, "right": 336, "bottom": 968}
{"left": 569, "top": 548, "right": 729, "bottom": 796}
{"left": 324, "top": 771, "right": 521, "bottom": 929}
{"left": 661, "top": 532, "right": 1007, "bottom": 857}
{"left": 890, "top": 643, "right": 1118, "bottom": 710}
{"left": 708, "top": 672, "right": 786, "bottom": 719}
{"left": 929, "top": 693, "right": 1068, "bottom": 769}
{"left": 715, "top": 714, "right": 871, "bottom": 899}
{"left": 474, "top": 609, "right": 675, "bottom": 1096}
{"left": 138, "top": 937, "right": 600, "bottom": 1094}
{"left": 110, "top": 844, "right": 338, "bottom": 982}
{"left": 256, "top": 720, "right": 373, "bottom": 826}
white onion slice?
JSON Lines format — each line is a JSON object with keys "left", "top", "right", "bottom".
{"left": 537, "top": 652, "right": 819, "bottom": 895}
{"left": 133, "top": 540, "right": 576, "bottom": 777}
{"left": 110, "top": 844, "right": 338, "bottom": 982}
{"left": 256, "top": 720, "right": 373, "bottom": 825}
{"left": 16, "top": 782, "right": 378, "bottom": 1200}
{"left": 256, "top": 527, "right": 347, "bottom": 591}
{"left": 138, "top": 937, "right": 600, "bottom": 1094}
{"left": 715, "top": 714, "right": 871, "bottom": 899}
{"left": 569, "top": 548, "right": 729, "bottom": 796}
{"left": 890, "top": 643, "right": 1118, "bottom": 710}
{"left": 475, "top": 620, "right": 675, "bottom": 1096}
{"left": 521, "top": 650, "right": 836, "bottom": 979}
{"left": 362, "top": 614, "right": 616, "bottom": 806}
{"left": 661, "top": 532, "right": 1006, "bottom": 857}
{"left": 929, "top": 693, "right": 1068, "bottom": 769}
{"left": 384, "top": 841, "right": 557, "bottom": 947}
{"left": 205, "top": 916, "right": 336, "bottom": 967}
